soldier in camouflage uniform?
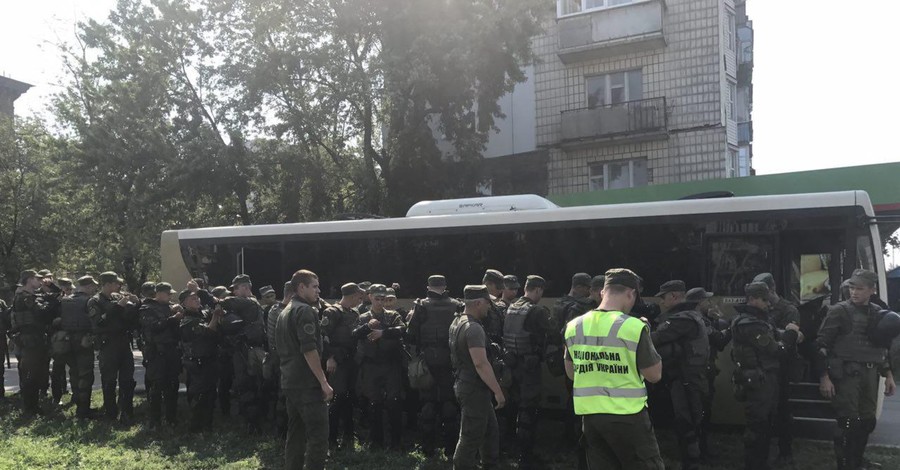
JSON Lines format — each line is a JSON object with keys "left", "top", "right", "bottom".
{"left": 406, "top": 275, "right": 464, "bottom": 458}
{"left": 752, "top": 272, "right": 802, "bottom": 464}
{"left": 731, "top": 282, "right": 800, "bottom": 470}
{"left": 179, "top": 289, "right": 222, "bottom": 432}
{"left": 277, "top": 270, "right": 331, "bottom": 470}
{"left": 10, "top": 270, "right": 60, "bottom": 416}
{"left": 139, "top": 282, "right": 184, "bottom": 427}
{"left": 49, "top": 276, "right": 73, "bottom": 404}
{"left": 502, "top": 275, "right": 552, "bottom": 469}
{"left": 58, "top": 276, "right": 99, "bottom": 418}
{"left": 817, "top": 269, "right": 896, "bottom": 470}
{"left": 450, "top": 285, "right": 506, "bottom": 470}
{"left": 352, "top": 284, "right": 407, "bottom": 450}
{"left": 321, "top": 282, "right": 363, "bottom": 450}
{"left": 219, "top": 274, "right": 267, "bottom": 432}
{"left": 88, "top": 271, "right": 139, "bottom": 422}
{"left": 651, "top": 287, "right": 713, "bottom": 470}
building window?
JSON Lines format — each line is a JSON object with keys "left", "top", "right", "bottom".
{"left": 586, "top": 70, "right": 643, "bottom": 108}
{"left": 727, "top": 148, "right": 739, "bottom": 177}
{"left": 589, "top": 158, "right": 648, "bottom": 191}
{"left": 738, "top": 147, "right": 751, "bottom": 177}
{"left": 726, "top": 11, "right": 736, "bottom": 51}
{"left": 559, "top": 0, "right": 635, "bottom": 17}
{"left": 727, "top": 82, "right": 736, "bottom": 121}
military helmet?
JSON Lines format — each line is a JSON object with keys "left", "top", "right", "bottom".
{"left": 870, "top": 310, "right": 900, "bottom": 348}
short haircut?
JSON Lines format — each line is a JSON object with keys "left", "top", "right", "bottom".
{"left": 290, "top": 270, "right": 319, "bottom": 292}
{"left": 602, "top": 284, "right": 632, "bottom": 295}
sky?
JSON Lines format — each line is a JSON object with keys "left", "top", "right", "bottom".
{"left": 1, "top": 0, "right": 899, "bottom": 175}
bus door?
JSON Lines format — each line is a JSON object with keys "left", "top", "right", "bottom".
{"left": 781, "top": 229, "right": 843, "bottom": 382}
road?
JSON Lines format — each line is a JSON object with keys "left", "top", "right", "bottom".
{"left": 2, "top": 349, "right": 181, "bottom": 395}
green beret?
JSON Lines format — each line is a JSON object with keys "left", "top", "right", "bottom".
{"left": 464, "top": 285, "right": 490, "bottom": 301}
{"left": 141, "top": 282, "right": 157, "bottom": 296}
{"left": 656, "top": 280, "right": 686, "bottom": 297}
{"left": 752, "top": 273, "right": 775, "bottom": 290}
{"left": 341, "top": 283, "right": 364, "bottom": 296}
{"left": 849, "top": 269, "right": 877, "bottom": 288}
{"left": 525, "top": 275, "right": 546, "bottom": 289}
{"left": 685, "top": 287, "right": 713, "bottom": 302}
{"left": 503, "top": 275, "right": 520, "bottom": 289}
{"left": 179, "top": 289, "right": 197, "bottom": 303}
{"left": 18, "top": 269, "right": 37, "bottom": 286}
{"left": 231, "top": 274, "right": 251, "bottom": 288}
{"left": 571, "top": 273, "right": 591, "bottom": 288}
{"left": 482, "top": 269, "right": 504, "bottom": 284}
{"left": 259, "top": 285, "right": 275, "bottom": 297}
{"left": 211, "top": 286, "right": 230, "bottom": 297}
{"left": 99, "top": 272, "right": 123, "bottom": 285}
{"left": 427, "top": 275, "right": 447, "bottom": 288}
{"left": 604, "top": 269, "right": 641, "bottom": 290}
{"left": 77, "top": 275, "right": 98, "bottom": 287}
{"left": 155, "top": 282, "right": 175, "bottom": 293}
{"left": 745, "top": 282, "right": 769, "bottom": 299}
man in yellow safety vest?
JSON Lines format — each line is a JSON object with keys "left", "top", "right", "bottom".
{"left": 564, "top": 268, "right": 664, "bottom": 470}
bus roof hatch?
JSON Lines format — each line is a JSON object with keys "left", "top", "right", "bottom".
{"left": 405, "top": 194, "right": 559, "bottom": 217}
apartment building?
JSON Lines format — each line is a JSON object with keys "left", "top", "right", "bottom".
{"left": 473, "top": 0, "right": 753, "bottom": 196}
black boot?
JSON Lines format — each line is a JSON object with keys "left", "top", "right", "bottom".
{"left": 369, "top": 403, "right": 385, "bottom": 449}
{"left": 387, "top": 399, "right": 404, "bottom": 451}
{"left": 834, "top": 418, "right": 853, "bottom": 470}
{"left": 102, "top": 384, "right": 118, "bottom": 420}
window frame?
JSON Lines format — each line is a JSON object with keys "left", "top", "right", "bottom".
{"left": 585, "top": 69, "right": 643, "bottom": 108}
{"left": 726, "top": 10, "right": 736, "bottom": 52}
{"left": 727, "top": 82, "right": 736, "bottom": 121}
{"left": 588, "top": 158, "right": 649, "bottom": 191}
{"left": 558, "top": 0, "right": 638, "bottom": 19}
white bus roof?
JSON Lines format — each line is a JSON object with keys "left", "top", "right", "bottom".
{"left": 169, "top": 191, "right": 874, "bottom": 241}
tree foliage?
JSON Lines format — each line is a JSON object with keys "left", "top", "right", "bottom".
{"left": 4, "top": 0, "right": 545, "bottom": 287}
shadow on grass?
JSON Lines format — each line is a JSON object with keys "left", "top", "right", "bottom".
{"left": 3, "top": 391, "right": 900, "bottom": 469}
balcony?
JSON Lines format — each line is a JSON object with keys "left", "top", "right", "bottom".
{"left": 557, "top": 0, "right": 666, "bottom": 65}
{"left": 560, "top": 97, "right": 667, "bottom": 146}
{"left": 738, "top": 121, "right": 753, "bottom": 144}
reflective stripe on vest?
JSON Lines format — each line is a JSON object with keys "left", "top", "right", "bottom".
{"left": 565, "top": 310, "right": 647, "bottom": 416}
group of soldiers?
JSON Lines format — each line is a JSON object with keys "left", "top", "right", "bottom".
{"left": 1, "top": 265, "right": 899, "bottom": 470}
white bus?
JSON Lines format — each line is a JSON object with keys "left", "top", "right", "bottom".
{"left": 160, "top": 190, "right": 886, "bottom": 426}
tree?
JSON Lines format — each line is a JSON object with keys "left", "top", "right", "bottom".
{"left": 0, "top": 117, "right": 65, "bottom": 293}
{"left": 209, "top": 0, "right": 546, "bottom": 216}
{"left": 52, "top": 0, "right": 243, "bottom": 287}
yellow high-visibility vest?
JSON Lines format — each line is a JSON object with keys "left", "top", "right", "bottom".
{"left": 564, "top": 310, "right": 647, "bottom": 415}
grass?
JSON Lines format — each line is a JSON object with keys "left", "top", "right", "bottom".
{"left": 0, "top": 391, "right": 899, "bottom": 469}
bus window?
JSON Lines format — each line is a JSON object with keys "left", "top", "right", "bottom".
{"left": 794, "top": 254, "right": 831, "bottom": 303}
{"left": 857, "top": 235, "right": 876, "bottom": 271}
{"left": 706, "top": 235, "right": 775, "bottom": 296}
